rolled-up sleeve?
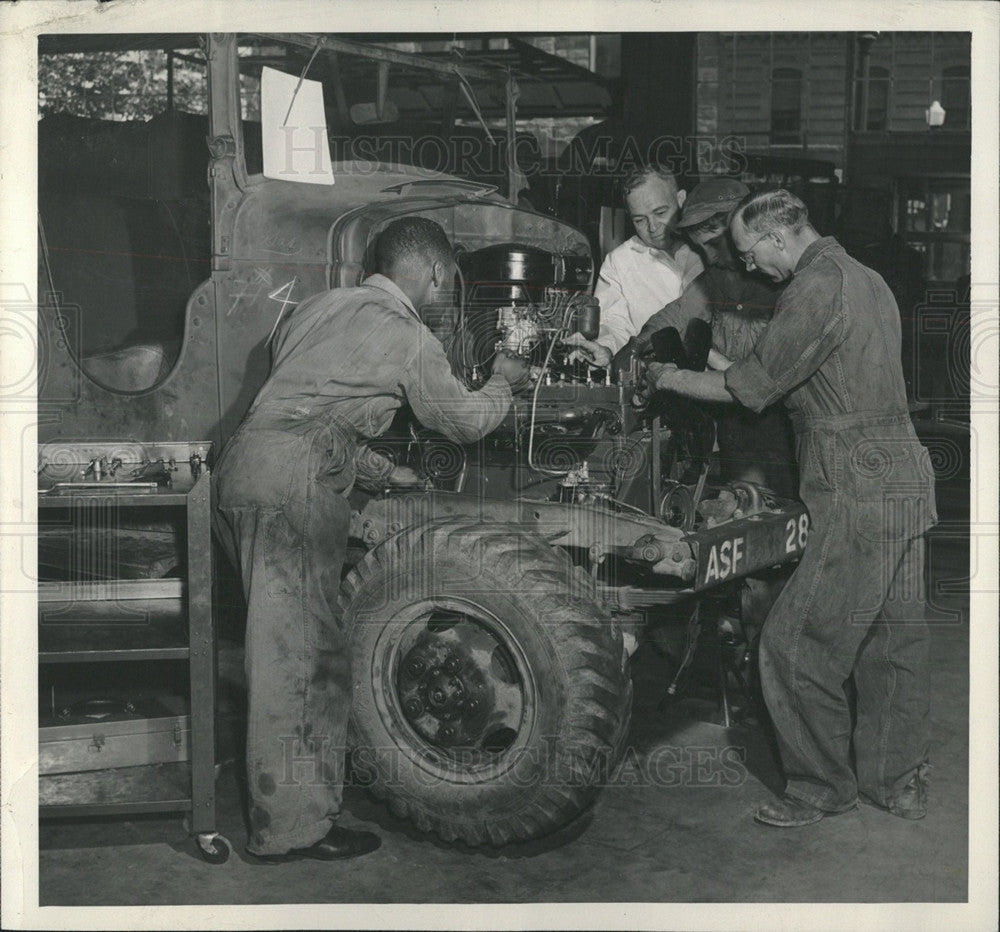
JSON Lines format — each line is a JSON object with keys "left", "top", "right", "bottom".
{"left": 401, "top": 328, "right": 513, "bottom": 444}
{"left": 725, "top": 272, "right": 846, "bottom": 413}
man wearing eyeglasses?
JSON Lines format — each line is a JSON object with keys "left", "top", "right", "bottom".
{"left": 636, "top": 177, "right": 796, "bottom": 497}
{"left": 647, "top": 189, "right": 937, "bottom": 828}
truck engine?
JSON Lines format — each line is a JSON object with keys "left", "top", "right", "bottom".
{"left": 442, "top": 241, "right": 637, "bottom": 505}
{"left": 456, "top": 242, "right": 601, "bottom": 383}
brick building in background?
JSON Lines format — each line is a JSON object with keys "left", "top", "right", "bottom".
{"left": 695, "top": 31, "right": 970, "bottom": 286}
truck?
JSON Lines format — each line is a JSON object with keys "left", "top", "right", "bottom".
{"left": 36, "top": 32, "right": 807, "bottom": 848}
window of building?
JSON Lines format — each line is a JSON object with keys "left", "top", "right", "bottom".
{"left": 898, "top": 177, "right": 970, "bottom": 283}
{"left": 940, "top": 64, "right": 970, "bottom": 129}
{"left": 853, "top": 65, "right": 890, "bottom": 131}
{"left": 770, "top": 67, "right": 802, "bottom": 143}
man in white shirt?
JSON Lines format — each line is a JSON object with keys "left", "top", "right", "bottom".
{"left": 564, "top": 165, "right": 703, "bottom": 367}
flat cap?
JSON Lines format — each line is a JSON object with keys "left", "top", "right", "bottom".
{"left": 677, "top": 177, "right": 750, "bottom": 229}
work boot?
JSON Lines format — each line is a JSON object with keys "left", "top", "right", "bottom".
{"left": 249, "top": 824, "right": 382, "bottom": 863}
{"left": 887, "top": 765, "right": 929, "bottom": 821}
{"left": 754, "top": 793, "right": 856, "bottom": 827}
{"left": 861, "top": 763, "right": 930, "bottom": 820}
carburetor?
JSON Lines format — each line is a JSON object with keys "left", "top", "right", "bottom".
{"left": 457, "top": 241, "right": 601, "bottom": 385}
{"left": 494, "top": 290, "right": 600, "bottom": 361}
{"left": 496, "top": 305, "right": 541, "bottom": 357}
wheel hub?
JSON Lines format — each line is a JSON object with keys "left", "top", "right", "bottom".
{"left": 395, "top": 612, "right": 523, "bottom": 753}
{"left": 425, "top": 668, "right": 465, "bottom": 713}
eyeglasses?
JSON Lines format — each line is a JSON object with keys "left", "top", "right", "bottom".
{"left": 738, "top": 230, "right": 774, "bottom": 269}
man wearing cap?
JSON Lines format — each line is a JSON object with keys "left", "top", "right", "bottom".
{"left": 637, "top": 177, "right": 796, "bottom": 496}
{"left": 563, "top": 164, "right": 703, "bottom": 368}
{"left": 645, "top": 189, "right": 937, "bottom": 828}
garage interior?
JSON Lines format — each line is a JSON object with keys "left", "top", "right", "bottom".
{"left": 28, "top": 28, "right": 985, "bottom": 911}
{"left": 39, "top": 485, "right": 969, "bottom": 904}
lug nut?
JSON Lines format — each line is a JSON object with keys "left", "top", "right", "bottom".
{"left": 406, "top": 658, "right": 426, "bottom": 677}
{"left": 403, "top": 698, "right": 424, "bottom": 719}
{"left": 440, "top": 725, "right": 455, "bottom": 740}
{"left": 444, "top": 655, "right": 462, "bottom": 674}
{"left": 430, "top": 667, "right": 441, "bottom": 678}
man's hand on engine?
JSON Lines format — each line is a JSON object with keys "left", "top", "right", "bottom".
{"left": 645, "top": 361, "right": 682, "bottom": 393}
{"left": 562, "top": 332, "right": 612, "bottom": 369}
{"left": 634, "top": 324, "right": 659, "bottom": 359}
{"left": 492, "top": 351, "right": 533, "bottom": 393}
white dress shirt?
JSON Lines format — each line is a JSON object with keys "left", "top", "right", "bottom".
{"left": 594, "top": 236, "right": 704, "bottom": 355}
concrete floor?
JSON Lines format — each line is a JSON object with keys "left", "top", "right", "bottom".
{"left": 38, "top": 480, "right": 971, "bottom": 907}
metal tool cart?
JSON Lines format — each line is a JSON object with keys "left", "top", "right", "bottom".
{"left": 36, "top": 440, "right": 229, "bottom": 864}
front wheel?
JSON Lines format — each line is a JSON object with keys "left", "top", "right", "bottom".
{"left": 340, "top": 521, "right": 632, "bottom": 846}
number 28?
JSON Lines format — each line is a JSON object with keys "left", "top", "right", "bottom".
{"left": 785, "top": 513, "right": 809, "bottom": 553}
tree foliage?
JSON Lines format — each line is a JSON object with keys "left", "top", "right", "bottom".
{"left": 38, "top": 50, "right": 208, "bottom": 121}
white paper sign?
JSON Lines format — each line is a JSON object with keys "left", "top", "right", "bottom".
{"left": 261, "top": 65, "right": 334, "bottom": 185}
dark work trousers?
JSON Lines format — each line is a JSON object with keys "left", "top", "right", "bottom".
{"left": 758, "top": 410, "right": 934, "bottom": 812}
{"left": 212, "top": 407, "right": 356, "bottom": 855}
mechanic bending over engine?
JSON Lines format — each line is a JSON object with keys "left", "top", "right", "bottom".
{"left": 212, "top": 218, "right": 531, "bottom": 863}
{"left": 646, "top": 189, "right": 937, "bottom": 828}
{"left": 635, "top": 177, "right": 796, "bottom": 498}
{"left": 562, "top": 163, "right": 703, "bottom": 368}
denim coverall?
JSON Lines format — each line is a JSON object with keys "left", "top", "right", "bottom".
{"left": 725, "top": 237, "right": 938, "bottom": 813}
{"left": 213, "top": 274, "right": 511, "bottom": 855}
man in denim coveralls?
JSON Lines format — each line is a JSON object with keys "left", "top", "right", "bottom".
{"left": 647, "top": 189, "right": 937, "bottom": 827}
{"left": 213, "top": 218, "right": 529, "bottom": 861}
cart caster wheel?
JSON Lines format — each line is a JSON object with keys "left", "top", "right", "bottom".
{"left": 197, "top": 832, "right": 231, "bottom": 864}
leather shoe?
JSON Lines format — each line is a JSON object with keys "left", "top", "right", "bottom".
{"left": 888, "top": 783, "right": 927, "bottom": 820}
{"left": 250, "top": 825, "right": 381, "bottom": 863}
{"left": 887, "top": 768, "right": 929, "bottom": 820}
{"left": 861, "top": 765, "right": 930, "bottom": 820}
{"left": 754, "top": 794, "right": 854, "bottom": 827}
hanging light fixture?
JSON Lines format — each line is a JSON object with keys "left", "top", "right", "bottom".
{"left": 925, "top": 100, "right": 946, "bottom": 127}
